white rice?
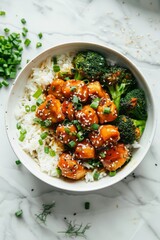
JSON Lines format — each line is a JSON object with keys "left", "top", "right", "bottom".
{"left": 15, "top": 52, "right": 102, "bottom": 182}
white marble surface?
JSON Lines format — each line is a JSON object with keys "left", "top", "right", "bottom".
{"left": 0, "top": 0, "right": 160, "bottom": 239}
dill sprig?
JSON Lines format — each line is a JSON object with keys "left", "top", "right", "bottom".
{"left": 35, "top": 201, "right": 55, "bottom": 224}
{"left": 59, "top": 218, "right": 91, "bottom": 238}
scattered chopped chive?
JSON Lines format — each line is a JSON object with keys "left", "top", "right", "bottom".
{"left": 20, "top": 129, "right": 27, "bottom": 135}
{"left": 53, "top": 56, "right": 57, "bottom": 64}
{"left": 84, "top": 202, "right": 90, "bottom": 210}
{"left": 24, "top": 38, "right": 31, "bottom": 46}
{"left": 15, "top": 160, "right": 21, "bottom": 165}
{"left": 76, "top": 103, "right": 82, "bottom": 110}
{"left": 99, "top": 152, "right": 106, "bottom": 158}
{"left": 90, "top": 98, "right": 100, "bottom": 109}
{"left": 91, "top": 123, "right": 99, "bottom": 130}
{"left": 0, "top": 82, "right": 3, "bottom": 88}
{"left": 21, "top": 18, "right": 26, "bottom": 24}
{"left": 4, "top": 28, "right": 10, "bottom": 33}
{"left": 93, "top": 171, "right": 100, "bottom": 180}
{"left": 26, "top": 59, "right": 30, "bottom": 63}
{"left": 40, "top": 132, "right": 48, "bottom": 139}
{"left": 38, "top": 33, "right": 43, "bottom": 39}
{"left": 31, "top": 105, "right": 36, "bottom": 112}
{"left": 103, "top": 107, "right": 111, "bottom": 114}
{"left": 43, "top": 119, "right": 52, "bottom": 127}
{"left": 22, "top": 32, "right": 27, "bottom": 37}
{"left": 19, "top": 134, "right": 25, "bottom": 142}
{"left": 15, "top": 209, "right": 23, "bottom": 217}
{"left": 53, "top": 65, "right": 60, "bottom": 72}
{"left": 0, "top": 11, "right": 6, "bottom": 16}
{"left": 64, "top": 77, "right": 70, "bottom": 81}
{"left": 25, "top": 105, "right": 30, "bottom": 112}
{"left": 49, "top": 149, "right": 56, "bottom": 157}
{"left": 16, "top": 122, "right": 21, "bottom": 130}
{"left": 72, "top": 95, "right": 79, "bottom": 104}
{"left": 36, "top": 98, "right": 43, "bottom": 106}
{"left": 77, "top": 131, "right": 84, "bottom": 141}
{"left": 33, "top": 88, "right": 42, "bottom": 98}
{"left": 36, "top": 42, "right": 42, "bottom": 48}
{"left": 22, "top": 27, "right": 28, "bottom": 33}
{"left": 64, "top": 127, "right": 70, "bottom": 134}
{"left": 38, "top": 139, "right": 43, "bottom": 145}
{"left": 70, "top": 86, "right": 76, "bottom": 92}
{"left": 72, "top": 120, "right": 82, "bottom": 131}
{"left": 2, "top": 80, "right": 9, "bottom": 87}
{"left": 83, "top": 79, "right": 89, "bottom": 84}
{"left": 68, "top": 140, "right": 76, "bottom": 148}
{"left": 56, "top": 167, "right": 62, "bottom": 176}
{"left": 44, "top": 146, "right": 49, "bottom": 154}
{"left": 109, "top": 171, "right": 116, "bottom": 177}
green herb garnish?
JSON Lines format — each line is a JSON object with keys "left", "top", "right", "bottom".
{"left": 0, "top": 11, "right": 6, "bottom": 16}
{"left": 15, "top": 209, "right": 23, "bottom": 217}
{"left": 38, "top": 33, "right": 43, "bottom": 39}
{"left": 53, "top": 65, "right": 60, "bottom": 72}
{"left": 24, "top": 38, "right": 31, "bottom": 46}
{"left": 109, "top": 171, "right": 116, "bottom": 177}
{"left": 68, "top": 140, "right": 76, "bottom": 148}
{"left": 15, "top": 160, "right": 21, "bottom": 165}
{"left": 84, "top": 202, "right": 90, "bottom": 210}
{"left": 90, "top": 98, "right": 100, "bottom": 109}
{"left": 40, "top": 132, "right": 48, "bottom": 139}
{"left": 33, "top": 88, "right": 42, "bottom": 98}
{"left": 103, "top": 107, "right": 111, "bottom": 114}
{"left": 36, "top": 42, "right": 42, "bottom": 48}
{"left": 21, "top": 18, "right": 26, "bottom": 24}
{"left": 91, "top": 123, "right": 99, "bottom": 130}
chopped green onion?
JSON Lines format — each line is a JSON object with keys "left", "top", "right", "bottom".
{"left": 4, "top": 28, "right": 10, "bottom": 33}
{"left": 65, "top": 127, "right": 70, "bottom": 134}
{"left": 53, "top": 65, "right": 60, "bottom": 72}
{"left": 38, "top": 33, "right": 43, "bottom": 39}
{"left": 15, "top": 160, "right": 21, "bottom": 165}
{"left": 24, "top": 38, "right": 31, "bottom": 46}
{"left": 38, "top": 139, "right": 43, "bottom": 145}
{"left": 15, "top": 209, "right": 23, "bottom": 217}
{"left": 109, "top": 171, "right": 116, "bottom": 177}
{"left": 53, "top": 56, "right": 57, "bottom": 64}
{"left": 19, "top": 134, "right": 25, "bottom": 142}
{"left": 33, "top": 88, "right": 42, "bottom": 98}
{"left": 25, "top": 105, "right": 30, "bottom": 112}
{"left": 91, "top": 123, "right": 99, "bottom": 130}
{"left": 76, "top": 103, "right": 82, "bottom": 110}
{"left": 103, "top": 107, "right": 111, "bottom": 114}
{"left": 93, "top": 171, "right": 100, "bottom": 180}
{"left": 0, "top": 82, "right": 3, "bottom": 88}
{"left": 22, "top": 32, "right": 27, "bottom": 37}
{"left": 2, "top": 80, "right": 9, "bottom": 87}
{"left": 56, "top": 167, "right": 62, "bottom": 176}
{"left": 36, "top": 98, "right": 43, "bottom": 106}
{"left": 16, "top": 122, "right": 21, "bottom": 130}
{"left": 43, "top": 119, "right": 52, "bottom": 127}
{"left": 20, "top": 129, "right": 27, "bottom": 135}
{"left": 90, "top": 98, "right": 100, "bottom": 109}
{"left": 0, "top": 11, "right": 6, "bottom": 16}
{"left": 31, "top": 105, "right": 36, "bottom": 112}
{"left": 36, "top": 42, "right": 42, "bottom": 48}
{"left": 84, "top": 202, "right": 90, "bottom": 210}
{"left": 44, "top": 146, "right": 49, "bottom": 154}
{"left": 70, "top": 86, "right": 76, "bottom": 92}
{"left": 49, "top": 149, "right": 56, "bottom": 157}
{"left": 21, "top": 18, "right": 26, "bottom": 24}
{"left": 72, "top": 95, "right": 79, "bottom": 104}
{"left": 99, "top": 152, "right": 106, "bottom": 158}
{"left": 68, "top": 140, "right": 76, "bottom": 148}
{"left": 77, "top": 131, "right": 84, "bottom": 142}
{"left": 40, "top": 132, "right": 48, "bottom": 139}
{"left": 22, "top": 27, "right": 28, "bottom": 33}
{"left": 64, "top": 77, "right": 70, "bottom": 81}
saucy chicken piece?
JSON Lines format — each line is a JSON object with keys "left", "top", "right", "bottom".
{"left": 36, "top": 94, "right": 65, "bottom": 123}
{"left": 99, "top": 143, "right": 130, "bottom": 171}
{"left": 97, "top": 97, "right": 118, "bottom": 124}
{"left": 48, "top": 79, "right": 65, "bottom": 101}
{"left": 56, "top": 124, "right": 77, "bottom": 145}
{"left": 87, "top": 81, "right": 107, "bottom": 99}
{"left": 62, "top": 79, "right": 88, "bottom": 102}
{"left": 75, "top": 105, "right": 99, "bottom": 129}
{"left": 75, "top": 139, "right": 95, "bottom": 160}
{"left": 62, "top": 101, "right": 75, "bottom": 121}
{"left": 58, "top": 153, "right": 86, "bottom": 180}
{"left": 89, "top": 125, "right": 120, "bottom": 149}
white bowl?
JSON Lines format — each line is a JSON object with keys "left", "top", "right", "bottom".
{"left": 5, "top": 42, "right": 156, "bottom": 192}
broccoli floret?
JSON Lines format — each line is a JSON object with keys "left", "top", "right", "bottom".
{"left": 73, "top": 51, "right": 106, "bottom": 80}
{"left": 102, "top": 66, "right": 137, "bottom": 111}
{"left": 115, "top": 115, "right": 146, "bottom": 144}
{"left": 120, "top": 88, "right": 147, "bottom": 120}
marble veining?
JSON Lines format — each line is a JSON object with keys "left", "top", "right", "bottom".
{"left": 0, "top": 0, "right": 160, "bottom": 239}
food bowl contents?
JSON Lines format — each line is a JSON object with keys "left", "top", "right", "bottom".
{"left": 15, "top": 50, "right": 147, "bottom": 182}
